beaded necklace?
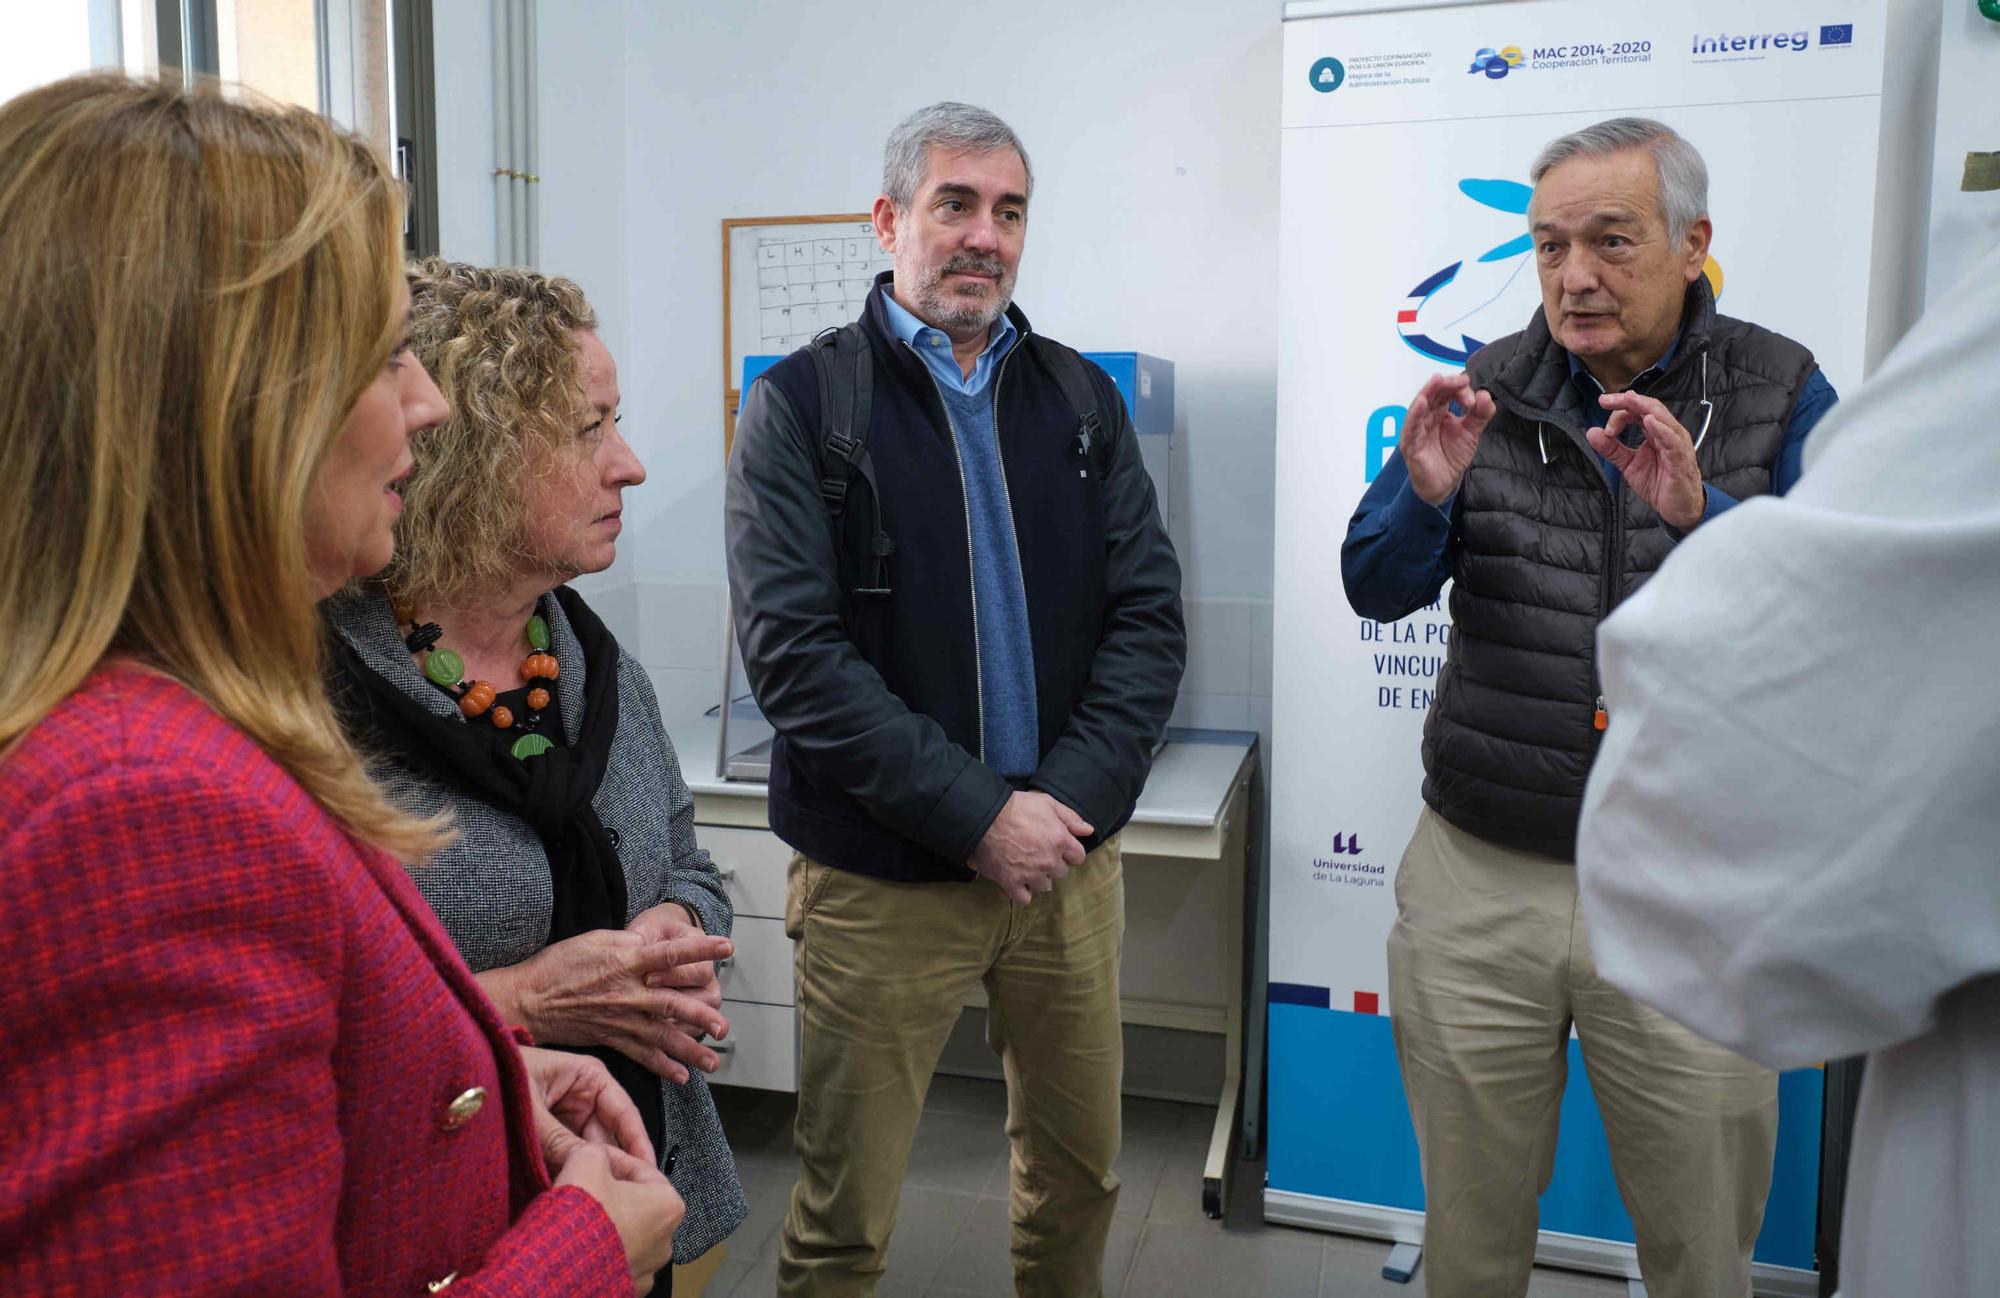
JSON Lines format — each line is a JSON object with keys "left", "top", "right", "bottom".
{"left": 396, "top": 599, "right": 561, "bottom": 761}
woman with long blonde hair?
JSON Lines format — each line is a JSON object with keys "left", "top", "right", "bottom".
{"left": 0, "top": 74, "right": 702, "bottom": 1295}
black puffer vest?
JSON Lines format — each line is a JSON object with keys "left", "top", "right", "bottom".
{"left": 1422, "top": 279, "right": 1815, "bottom": 860}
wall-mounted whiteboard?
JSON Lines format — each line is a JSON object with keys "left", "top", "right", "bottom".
{"left": 721, "top": 214, "right": 889, "bottom": 453}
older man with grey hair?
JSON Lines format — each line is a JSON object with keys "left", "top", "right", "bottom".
{"left": 727, "top": 102, "right": 1184, "bottom": 1296}
{"left": 1340, "top": 118, "right": 1839, "bottom": 1296}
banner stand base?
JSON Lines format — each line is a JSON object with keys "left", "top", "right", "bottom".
{"left": 1381, "top": 1242, "right": 1421, "bottom": 1284}
{"left": 1263, "top": 1190, "right": 1818, "bottom": 1298}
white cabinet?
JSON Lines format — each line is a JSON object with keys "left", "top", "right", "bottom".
{"left": 718, "top": 916, "right": 793, "bottom": 1007}
{"left": 705, "top": 824, "right": 791, "bottom": 920}
{"left": 703, "top": 824, "right": 801, "bottom": 1090}
{"left": 707, "top": 999, "right": 799, "bottom": 1093}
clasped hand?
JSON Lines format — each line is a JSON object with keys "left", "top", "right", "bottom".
{"left": 968, "top": 790, "right": 1094, "bottom": 906}
{"left": 514, "top": 927, "right": 734, "bottom": 1085}
{"left": 522, "top": 1047, "right": 682, "bottom": 1295}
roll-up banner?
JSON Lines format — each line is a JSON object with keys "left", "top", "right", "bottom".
{"left": 1269, "top": 2, "right": 1888, "bottom": 1289}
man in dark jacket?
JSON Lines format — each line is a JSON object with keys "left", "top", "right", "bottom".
{"left": 1341, "top": 119, "right": 1838, "bottom": 1298}
{"left": 726, "top": 102, "right": 1184, "bottom": 1297}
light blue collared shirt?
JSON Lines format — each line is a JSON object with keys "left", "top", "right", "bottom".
{"left": 881, "top": 291, "right": 1019, "bottom": 396}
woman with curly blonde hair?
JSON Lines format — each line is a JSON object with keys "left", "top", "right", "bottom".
{"left": 0, "top": 75, "right": 691, "bottom": 1295}
{"left": 326, "top": 259, "right": 747, "bottom": 1292}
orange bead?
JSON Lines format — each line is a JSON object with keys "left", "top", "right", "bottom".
{"left": 521, "top": 653, "right": 559, "bottom": 682}
{"left": 459, "top": 681, "right": 496, "bottom": 717}
{"left": 526, "top": 687, "right": 550, "bottom": 711}
{"left": 489, "top": 705, "right": 515, "bottom": 729}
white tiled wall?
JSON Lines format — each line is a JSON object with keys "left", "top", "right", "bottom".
{"left": 568, "top": 577, "right": 730, "bottom": 737}
{"left": 1170, "top": 596, "right": 1275, "bottom": 761}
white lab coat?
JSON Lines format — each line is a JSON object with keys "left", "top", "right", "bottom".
{"left": 1576, "top": 239, "right": 2000, "bottom": 1298}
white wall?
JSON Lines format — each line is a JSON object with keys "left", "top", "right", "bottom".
{"left": 432, "top": 0, "right": 499, "bottom": 267}
{"left": 1923, "top": 0, "right": 2000, "bottom": 303}
{"left": 0, "top": 1, "right": 121, "bottom": 102}
{"left": 1864, "top": 0, "right": 1943, "bottom": 371}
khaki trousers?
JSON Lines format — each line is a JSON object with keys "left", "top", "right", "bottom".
{"left": 1386, "top": 808, "right": 1778, "bottom": 1298}
{"left": 777, "top": 840, "right": 1126, "bottom": 1298}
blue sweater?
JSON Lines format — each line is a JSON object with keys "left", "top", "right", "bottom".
{"left": 882, "top": 293, "right": 1038, "bottom": 777}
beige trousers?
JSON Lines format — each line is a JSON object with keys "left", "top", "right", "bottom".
{"left": 1386, "top": 808, "right": 1778, "bottom": 1298}
{"left": 777, "top": 840, "right": 1126, "bottom": 1298}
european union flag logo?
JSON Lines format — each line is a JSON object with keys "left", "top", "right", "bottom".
{"left": 1820, "top": 23, "right": 1854, "bottom": 45}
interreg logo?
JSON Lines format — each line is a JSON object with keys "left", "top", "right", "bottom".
{"left": 1691, "top": 29, "right": 1811, "bottom": 54}
{"left": 1309, "top": 56, "right": 1346, "bottom": 92}
{"left": 1467, "top": 45, "right": 1524, "bottom": 78}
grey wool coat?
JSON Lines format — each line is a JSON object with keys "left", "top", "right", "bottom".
{"left": 327, "top": 586, "right": 747, "bottom": 1262}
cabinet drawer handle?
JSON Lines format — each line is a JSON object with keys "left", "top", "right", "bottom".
{"left": 711, "top": 1041, "right": 736, "bottom": 1055}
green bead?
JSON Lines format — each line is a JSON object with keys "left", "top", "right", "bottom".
{"left": 424, "top": 647, "right": 464, "bottom": 687}
{"left": 526, "top": 614, "right": 551, "bottom": 652}
{"left": 511, "top": 732, "right": 555, "bottom": 761}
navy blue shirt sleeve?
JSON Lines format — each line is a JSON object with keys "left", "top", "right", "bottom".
{"left": 1340, "top": 449, "right": 1458, "bottom": 622}
{"left": 1696, "top": 367, "right": 1839, "bottom": 525}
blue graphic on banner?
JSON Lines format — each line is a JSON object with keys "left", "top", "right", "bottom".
{"left": 1268, "top": 1005, "right": 1824, "bottom": 1269}
{"left": 1269, "top": 982, "right": 1333, "bottom": 1009}
{"left": 1819, "top": 23, "right": 1854, "bottom": 45}
{"left": 1467, "top": 45, "right": 1525, "bottom": 78}
{"left": 1395, "top": 178, "right": 1533, "bottom": 366}
{"left": 1309, "top": 57, "right": 1346, "bottom": 92}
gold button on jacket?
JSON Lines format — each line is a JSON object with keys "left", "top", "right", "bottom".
{"left": 441, "top": 1087, "right": 485, "bottom": 1131}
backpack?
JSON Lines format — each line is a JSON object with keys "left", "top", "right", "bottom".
{"left": 804, "top": 323, "right": 1112, "bottom": 603}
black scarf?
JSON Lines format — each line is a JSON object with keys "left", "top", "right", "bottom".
{"left": 327, "top": 585, "right": 664, "bottom": 1157}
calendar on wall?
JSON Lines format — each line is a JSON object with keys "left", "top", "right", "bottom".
{"left": 721, "top": 214, "right": 889, "bottom": 454}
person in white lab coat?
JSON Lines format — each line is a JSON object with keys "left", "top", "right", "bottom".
{"left": 1577, "top": 238, "right": 2000, "bottom": 1297}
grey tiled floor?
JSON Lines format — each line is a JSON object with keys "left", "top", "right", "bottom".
{"left": 704, "top": 1076, "right": 1629, "bottom": 1298}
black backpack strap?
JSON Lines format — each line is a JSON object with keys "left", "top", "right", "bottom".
{"left": 811, "top": 325, "right": 873, "bottom": 518}
{"left": 806, "top": 325, "right": 893, "bottom": 597}
{"left": 1029, "top": 334, "right": 1112, "bottom": 477}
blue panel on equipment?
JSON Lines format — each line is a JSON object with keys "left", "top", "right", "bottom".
{"left": 1267, "top": 1004, "right": 1822, "bottom": 1270}
{"left": 1079, "top": 352, "right": 1174, "bottom": 437}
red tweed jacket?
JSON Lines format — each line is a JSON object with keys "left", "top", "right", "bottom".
{"left": 0, "top": 665, "right": 633, "bottom": 1296}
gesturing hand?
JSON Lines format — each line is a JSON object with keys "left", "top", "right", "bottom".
{"left": 629, "top": 902, "right": 722, "bottom": 1015}
{"left": 521, "top": 1044, "right": 656, "bottom": 1174}
{"left": 1400, "top": 373, "right": 1496, "bottom": 506}
{"left": 1587, "top": 391, "right": 1706, "bottom": 531}
{"left": 515, "top": 930, "right": 735, "bottom": 1084}
{"left": 968, "top": 790, "right": 1094, "bottom": 906}
{"left": 553, "top": 1143, "right": 683, "bottom": 1296}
